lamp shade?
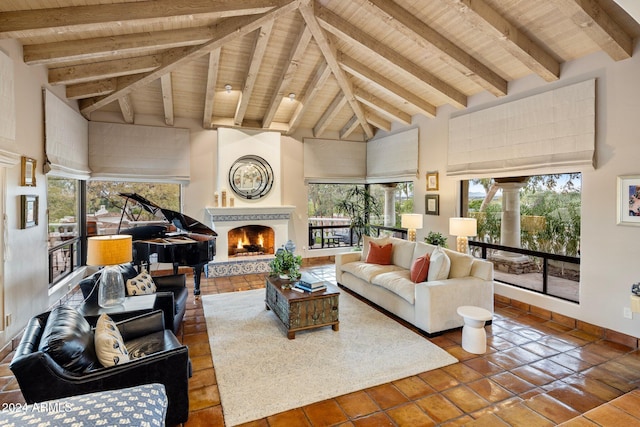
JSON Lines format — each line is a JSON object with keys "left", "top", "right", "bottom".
{"left": 401, "top": 214, "right": 423, "bottom": 230}
{"left": 449, "top": 217, "right": 477, "bottom": 237}
{"left": 87, "top": 235, "right": 133, "bottom": 266}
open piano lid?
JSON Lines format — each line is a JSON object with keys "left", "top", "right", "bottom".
{"left": 119, "top": 192, "right": 217, "bottom": 236}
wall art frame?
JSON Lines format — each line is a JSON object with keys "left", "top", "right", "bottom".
{"left": 21, "top": 156, "right": 36, "bottom": 187}
{"left": 20, "top": 194, "right": 38, "bottom": 229}
{"left": 426, "top": 171, "right": 439, "bottom": 191}
{"left": 617, "top": 175, "right": 640, "bottom": 226}
{"left": 425, "top": 194, "right": 439, "bottom": 216}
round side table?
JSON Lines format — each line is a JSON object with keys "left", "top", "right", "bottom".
{"left": 457, "top": 306, "right": 493, "bottom": 354}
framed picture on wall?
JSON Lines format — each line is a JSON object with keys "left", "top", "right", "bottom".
{"left": 20, "top": 195, "right": 38, "bottom": 229}
{"left": 617, "top": 175, "right": 640, "bottom": 226}
{"left": 426, "top": 171, "right": 439, "bottom": 191}
{"left": 21, "top": 156, "right": 36, "bottom": 187}
{"left": 425, "top": 194, "right": 439, "bottom": 216}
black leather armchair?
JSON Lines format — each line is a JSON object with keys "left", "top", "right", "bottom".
{"left": 79, "top": 263, "right": 188, "bottom": 334}
{"left": 10, "top": 308, "right": 190, "bottom": 426}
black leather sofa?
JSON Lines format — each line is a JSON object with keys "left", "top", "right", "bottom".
{"left": 9, "top": 307, "right": 190, "bottom": 426}
{"left": 79, "top": 263, "right": 188, "bottom": 334}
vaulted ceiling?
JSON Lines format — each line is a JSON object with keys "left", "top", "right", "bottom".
{"left": 1, "top": 0, "right": 638, "bottom": 140}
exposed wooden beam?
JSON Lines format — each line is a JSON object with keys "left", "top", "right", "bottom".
{"left": 161, "top": 73, "right": 174, "bottom": 126}
{"left": 203, "top": 49, "right": 222, "bottom": 129}
{"left": 211, "top": 117, "right": 290, "bottom": 133}
{"left": 354, "top": 88, "right": 412, "bottom": 125}
{"left": 67, "top": 78, "right": 116, "bottom": 100}
{"left": 317, "top": 5, "right": 467, "bottom": 109}
{"left": 118, "top": 94, "right": 135, "bottom": 124}
{"left": 365, "top": 110, "right": 391, "bottom": 132}
{"left": 48, "top": 55, "right": 161, "bottom": 85}
{"left": 339, "top": 54, "right": 437, "bottom": 118}
{"left": 287, "top": 61, "right": 332, "bottom": 134}
{"left": 358, "top": 0, "right": 507, "bottom": 97}
{"left": 441, "top": 0, "right": 560, "bottom": 82}
{"left": 551, "top": 0, "right": 633, "bottom": 60}
{"left": 340, "top": 115, "right": 360, "bottom": 139}
{"left": 234, "top": 21, "right": 275, "bottom": 126}
{"left": 0, "top": 0, "right": 280, "bottom": 38}
{"left": 313, "top": 92, "right": 347, "bottom": 137}
{"left": 24, "top": 26, "right": 217, "bottom": 66}
{"left": 299, "top": 0, "right": 374, "bottom": 139}
{"left": 80, "top": 2, "right": 299, "bottom": 116}
{"left": 262, "top": 25, "right": 312, "bottom": 128}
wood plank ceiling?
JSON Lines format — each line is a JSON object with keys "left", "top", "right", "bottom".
{"left": 0, "top": 0, "right": 638, "bottom": 141}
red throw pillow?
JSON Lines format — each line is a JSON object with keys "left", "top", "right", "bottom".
{"left": 410, "top": 254, "right": 430, "bottom": 283}
{"left": 365, "top": 242, "right": 393, "bottom": 265}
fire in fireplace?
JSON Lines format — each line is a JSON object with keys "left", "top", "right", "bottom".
{"left": 228, "top": 225, "right": 275, "bottom": 257}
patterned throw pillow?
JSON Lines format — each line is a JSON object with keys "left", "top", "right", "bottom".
{"left": 126, "top": 268, "right": 157, "bottom": 295}
{"left": 94, "top": 313, "right": 130, "bottom": 367}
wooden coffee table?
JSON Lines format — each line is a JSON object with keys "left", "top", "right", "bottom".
{"left": 265, "top": 275, "right": 339, "bottom": 339}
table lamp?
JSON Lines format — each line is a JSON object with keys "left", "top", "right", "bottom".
{"left": 401, "top": 213, "right": 423, "bottom": 242}
{"left": 449, "top": 217, "right": 477, "bottom": 253}
{"left": 87, "top": 235, "right": 133, "bottom": 307}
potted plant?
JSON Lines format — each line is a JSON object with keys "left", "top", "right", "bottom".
{"left": 336, "top": 186, "right": 381, "bottom": 248}
{"left": 269, "top": 247, "right": 302, "bottom": 281}
{"left": 424, "top": 231, "right": 448, "bottom": 248}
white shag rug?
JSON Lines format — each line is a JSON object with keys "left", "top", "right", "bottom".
{"left": 202, "top": 288, "right": 458, "bottom": 426}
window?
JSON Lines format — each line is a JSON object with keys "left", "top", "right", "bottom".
{"left": 86, "top": 181, "right": 180, "bottom": 234}
{"left": 47, "top": 176, "right": 82, "bottom": 285}
{"left": 307, "top": 182, "right": 413, "bottom": 248}
{"left": 464, "top": 173, "right": 581, "bottom": 302}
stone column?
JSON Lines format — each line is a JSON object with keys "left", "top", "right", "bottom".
{"left": 493, "top": 178, "right": 530, "bottom": 264}
{"left": 381, "top": 184, "right": 397, "bottom": 227}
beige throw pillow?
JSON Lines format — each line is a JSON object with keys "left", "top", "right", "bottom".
{"left": 126, "top": 268, "right": 157, "bottom": 296}
{"left": 94, "top": 313, "right": 130, "bottom": 367}
{"left": 427, "top": 246, "right": 451, "bottom": 281}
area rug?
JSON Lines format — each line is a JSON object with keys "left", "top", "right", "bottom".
{"left": 202, "top": 288, "right": 458, "bottom": 426}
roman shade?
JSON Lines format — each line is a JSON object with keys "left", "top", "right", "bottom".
{"left": 89, "top": 122, "right": 190, "bottom": 183}
{"left": 366, "top": 127, "right": 418, "bottom": 183}
{"left": 303, "top": 138, "right": 367, "bottom": 183}
{"left": 44, "top": 89, "right": 90, "bottom": 180}
{"left": 447, "top": 79, "right": 595, "bottom": 180}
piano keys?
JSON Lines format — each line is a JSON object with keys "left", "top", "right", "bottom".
{"left": 118, "top": 193, "right": 217, "bottom": 297}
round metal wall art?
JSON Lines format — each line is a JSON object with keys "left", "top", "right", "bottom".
{"left": 228, "top": 155, "right": 274, "bottom": 200}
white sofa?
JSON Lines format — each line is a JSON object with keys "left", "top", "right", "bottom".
{"left": 335, "top": 235, "right": 494, "bottom": 335}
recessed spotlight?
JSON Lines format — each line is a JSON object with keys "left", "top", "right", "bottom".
{"left": 225, "top": 84, "right": 232, "bottom": 93}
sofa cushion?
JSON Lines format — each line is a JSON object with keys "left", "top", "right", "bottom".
{"left": 410, "top": 254, "right": 430, "bottom": 283}
{"left": 94, "top": 313, "right": 130, "bottom": 367}
{"left": 388, "top": 236, "right": 416, "bottom": 269}
{"left": 427, "top": 246, "right": 451, "bottom": 281}
{"left": 444, "top": 248, "right": 474, "bottom": 278}
{"left": 365, "top": 241, "right": 393, "bottom": 265}
{"left": 372, "top": 271, "right": 415, "bottom": 304}
{"left": 126, "top": 269, "right": 157, "bottom": 296}
{"left": 341, "top": 261, "right": 404, "bottom": 283}
{"left": 38, "top": 306, "right": 97, "bottom": 373}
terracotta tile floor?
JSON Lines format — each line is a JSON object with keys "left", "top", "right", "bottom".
{"left": 2, "top": 258, "right": 640, "bottom": 426}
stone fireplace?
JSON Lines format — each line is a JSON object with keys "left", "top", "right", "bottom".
{"left": 205, "top": 206, "right": 295, "bottom": 277}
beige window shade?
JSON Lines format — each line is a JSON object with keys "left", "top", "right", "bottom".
{"left": 367, "top": 127, "right": 418, "bottom": 183}
{"left": 448, "top": 79, "right": 595, "bottom": 180}
{"left": 89, "top": 122, "right": 190, "bottom": 183}
{"left": 303, "top": 138, "right": 367, "bottom": 183}
{"left": 44, "top": 89, "right": 90, "bottom": 180}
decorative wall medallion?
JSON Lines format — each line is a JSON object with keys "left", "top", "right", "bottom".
{"left": 228, "top": 155, "right": 274, "bottom": 200}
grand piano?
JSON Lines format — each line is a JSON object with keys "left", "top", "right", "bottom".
{"left": 117, "top": 192, "right": 217, "bottom": 297}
